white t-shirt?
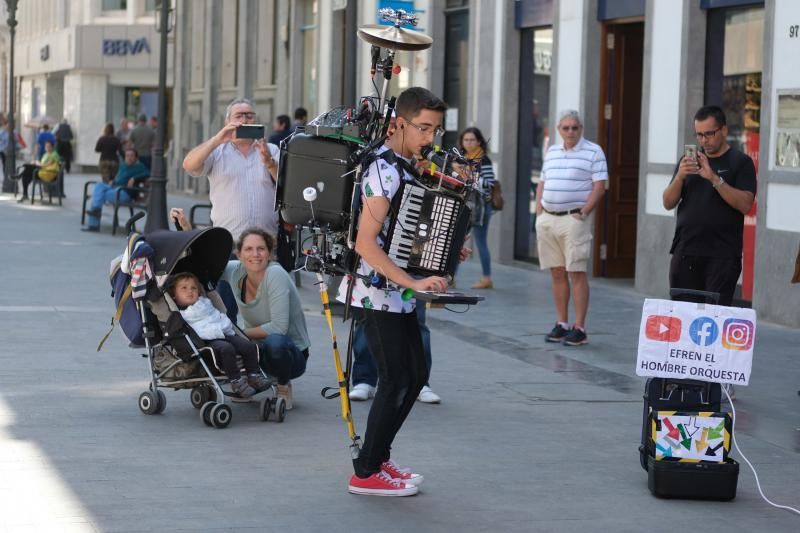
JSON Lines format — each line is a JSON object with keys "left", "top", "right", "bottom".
{"left": 336, "top": 145, "right": 416, "bottom": 314}
{"left": 540, "top": 137, "right": 608, "bottom": 212}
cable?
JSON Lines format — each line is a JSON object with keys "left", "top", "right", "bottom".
{"left": 724, "top": 386, "right": 800, "bottom": 516}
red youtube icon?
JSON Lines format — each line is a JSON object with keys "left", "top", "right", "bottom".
{"left": 645, "top": 315, "right": 682, "bottom": 342}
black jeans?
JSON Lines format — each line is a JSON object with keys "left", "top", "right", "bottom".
{"left": 207, "top": 335, "right": 259, "bottom": 380}
{"left": 669, "top": 254, "right": 742, "bottom": 306}
{"left": 352, "top": 308, "right": 428, "bottom": 478}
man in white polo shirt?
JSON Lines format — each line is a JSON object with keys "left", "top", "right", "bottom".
{"left": 535, "top": 109, "right": 607, "bottom": 346}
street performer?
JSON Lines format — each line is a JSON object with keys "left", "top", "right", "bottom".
{"left": 338, "top": 87, "right": 458, "bottom": 497}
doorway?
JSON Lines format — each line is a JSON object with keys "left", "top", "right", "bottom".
{"left": 442, "top": 5, "right": 469, "bottom": 148}
{"left": 595, "top": 21, "right": 644, "bottom": 278}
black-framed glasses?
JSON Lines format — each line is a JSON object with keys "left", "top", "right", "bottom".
{"left": 695, "top": 128, "right": 721, "bottom": 139}
{"left": 403, "top": 117, "right": 445, "bottom": 137}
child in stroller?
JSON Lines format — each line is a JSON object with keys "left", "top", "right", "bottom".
{"left": 168, "top": 272, "right": 269, "bottom": 398}
{"left": 114, "top": 218, "right": 289, "bottom": 427}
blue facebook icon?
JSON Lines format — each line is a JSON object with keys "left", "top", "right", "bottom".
{"left": 689, "top": 317, "right": 719, "bottom": 346}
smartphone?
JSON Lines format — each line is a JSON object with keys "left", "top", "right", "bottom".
{"left": 684, "top": 144, "right": 698, "bottom": 162}
{"left": 236, "top": 124, "right": 265, "bottom": 140}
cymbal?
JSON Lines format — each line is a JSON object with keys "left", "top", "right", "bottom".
{"left": 357, "top": 24, "right": 433, "bottom": 51}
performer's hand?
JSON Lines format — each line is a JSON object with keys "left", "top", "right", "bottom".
{"left": 458, "top": 246, "right": 472, "bottom": 262}
{"left": 411, "top": 276, "right": 449, "bottom": 293}
{"left": 169, "top": 207, "right": 192, "bottom": 231}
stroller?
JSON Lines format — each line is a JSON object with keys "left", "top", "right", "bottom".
{"left": 118, "top": 219, "right": 287, "bottom": 428}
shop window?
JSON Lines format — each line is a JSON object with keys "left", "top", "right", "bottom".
{"left": 102, "top": 0, "right": 127, "bottom": 10}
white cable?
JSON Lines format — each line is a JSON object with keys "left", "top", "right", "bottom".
{"left": 724, "top": 386, "right": 800, "bottom": 516}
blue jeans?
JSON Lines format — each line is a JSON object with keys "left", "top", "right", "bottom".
{"left": 471, "top": 203, "right": 493, "bottom": 277}
{"left": 88, "top": 183, "right": 130, "bottom": 228}
{"left": 258, "top": 334, "right": 307, "bottom": 385}
{"left": 351, "top": 303, "right": 431, "bottom": 387}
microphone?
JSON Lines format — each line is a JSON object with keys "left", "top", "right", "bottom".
{"left": 420, "top": 145, "right": 462, "bottom": 180}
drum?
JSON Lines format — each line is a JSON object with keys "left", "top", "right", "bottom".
{"left": 277, "top": 134, "right": 357, "bottom": 230}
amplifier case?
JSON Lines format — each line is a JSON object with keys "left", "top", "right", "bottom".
{"left": 277, "top": 134, "right": 354, "bottom": 230}
{"left": 646, "top": 455, "right": 739, "bottom": 501}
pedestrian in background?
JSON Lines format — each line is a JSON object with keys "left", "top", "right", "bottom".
{"left": 458, "top": 126, "right": 496, "bottom": 289}
{"left": 662, "top": 105, "right": 756, "bottom": 306}
{"left": 292, "top": 107, "right": 308, "bottom": 132}
{"left": 535, "top": 109, "right": 607, "bottom": 346}
{"left": 268, "top": 114, "right": 292, "bottom": 145}
{"left": 36, "top": 123, "right": 56, "bottom": 159}
{"left": 129, "top": 114, "right": 155, "bottom": 170}
{"left": 54, "top": 119, "right": 74, "bottom": 173}
{"left": 95, "top": 123, "right": 122, "bottom": 183}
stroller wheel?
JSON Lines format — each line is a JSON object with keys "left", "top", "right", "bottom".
{"left": 275, "top": 397, "right": 287, "bottom": 423}
{"left": 154, "top": 390, "right": 167, "bottom": 414}
{"left": 200, "top": 401, "right": 215, "bottom": 427}
{"left": 190, "top": 386, "right": 213, "bottom": 409}
{"left": 210, "top": 403, "right": 232, "bottom": 429}
{"left": 138, "top": 391, "right": 160, "bottom": 415}
{"left": 259, "top": 396, "right": 273, "bottom": 422}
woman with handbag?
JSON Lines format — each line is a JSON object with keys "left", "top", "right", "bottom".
{"left": 459, "top": 127, "right": 498, "bottom": 289}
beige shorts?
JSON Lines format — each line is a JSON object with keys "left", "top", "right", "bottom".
{"left": 535, "top": 211, "right": 593, "bottom": 272}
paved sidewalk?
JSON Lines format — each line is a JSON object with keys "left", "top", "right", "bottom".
{"left": 0, "top": 173, "right": 798, "bottom": 532}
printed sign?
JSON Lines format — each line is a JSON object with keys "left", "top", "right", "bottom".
{"left": 651, "top": 411, "right": 731, "bottom": 463}
{"left": 636, "top": 299, "right": 756, "bottom": 385}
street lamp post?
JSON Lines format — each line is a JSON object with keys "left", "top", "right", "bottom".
{"left": 144, "top": 0, "right": 171, "bottom": 232}
{"left": 1, "top": 0, "right": 18, "bottom": 193}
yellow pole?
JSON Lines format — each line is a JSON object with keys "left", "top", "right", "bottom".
{"left": 315, "top": 272, "right": 360, "bottom": 451}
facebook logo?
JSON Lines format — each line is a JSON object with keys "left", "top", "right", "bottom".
{"left": 689, "top": 317, "right": 719, "bottom": 347}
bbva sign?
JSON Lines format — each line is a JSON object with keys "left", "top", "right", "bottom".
{"left": 102, "top": 38, "right": 151, "bottom": 56}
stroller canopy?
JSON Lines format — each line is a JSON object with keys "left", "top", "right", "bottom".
{"left": 145, "top": 227, "right": 233, "bottom": 287}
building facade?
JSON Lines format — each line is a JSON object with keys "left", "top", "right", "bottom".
{"left": 11, "top": 0, "right": 170, "bottom": 166}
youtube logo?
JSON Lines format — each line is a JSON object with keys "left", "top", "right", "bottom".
{"left": 645, "top": 315, "right": 682, "bottom": 342}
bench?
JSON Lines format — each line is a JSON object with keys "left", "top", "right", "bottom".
{"left": 82, "top": 180, "right": 150, "bottom": 235}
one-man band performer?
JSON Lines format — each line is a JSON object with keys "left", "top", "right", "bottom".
{"left": 338, "top": 87, "right": 452, "bottom": 496}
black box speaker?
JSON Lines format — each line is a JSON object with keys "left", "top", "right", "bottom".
{"left": 277, "top": 134, "right": 355, "bottom": 230}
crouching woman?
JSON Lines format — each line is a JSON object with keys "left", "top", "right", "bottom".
{"left": 221, "top": 227, "right": 310, "bottom": 409}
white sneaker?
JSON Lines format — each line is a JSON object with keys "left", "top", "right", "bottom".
{"left": 417, "top": 385, "right": 441, "bottom": 404}
{"left": 349, "top": 383, "right": 376, "bottom": 401}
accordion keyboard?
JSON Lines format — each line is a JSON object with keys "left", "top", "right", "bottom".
{"left": 385, "top": 182, "right": 468, "bottom": 278}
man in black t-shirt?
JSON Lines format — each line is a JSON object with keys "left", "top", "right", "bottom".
{"left": 662, "top": 105, "right": 757, "bottom": 306}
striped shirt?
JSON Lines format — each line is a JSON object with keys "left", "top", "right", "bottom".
{"left": 540, "top": 137, "right": 608, "bottom": 211}
{"left": 193, "top": 142, "right": 281, "bottom": 241}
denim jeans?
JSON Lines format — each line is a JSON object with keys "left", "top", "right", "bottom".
{"left": 258, "top": 333, "right": 307, "bottom": 385}
{"left": 87, "top": 183, "right": 130, "bottom": 228}
{"left": 351, "top": 308, "right": 427, "bottom": 477}
{"left": 351, "top": 303, "right": 431, "bottom": 387}
{"left": 471, "top": 203, "right": 493, "bottom": 277}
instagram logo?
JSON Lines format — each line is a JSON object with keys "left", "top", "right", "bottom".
{"left": 722, "top": 319, "right": 754, "bottom": 350}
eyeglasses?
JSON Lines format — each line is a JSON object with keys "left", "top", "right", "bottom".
{"left": 232, "top": 112, "right": 256, "bottom": 120}
{"left": 695, "top": 128, "right": 721, "bottom": 139}
{"left": 403, "top": 117, "right": 446, "bottom": 137}
{"left": 560, "top": 125, "right": 581, "bottom": 132}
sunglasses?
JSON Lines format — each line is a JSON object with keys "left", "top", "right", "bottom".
{"left": 560, "top": 125, "right": 581, "bottom": 132}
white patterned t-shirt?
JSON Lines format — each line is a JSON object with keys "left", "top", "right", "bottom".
{"left": 336, "top": 145, "right": 416, "bottom": 314}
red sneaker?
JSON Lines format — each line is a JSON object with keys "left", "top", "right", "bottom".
{"left": 348, "top": 471, "right": 419, "bottom": 496}
{"left": 381, "top": 459, "right": 424, "bottom": 486}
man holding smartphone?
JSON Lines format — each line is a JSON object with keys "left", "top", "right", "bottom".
{"left": 182, "top": 97, "right": 280, "bottom": 240}
{"left": 662, "top": 105, "right": 757, "bottom": 307}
